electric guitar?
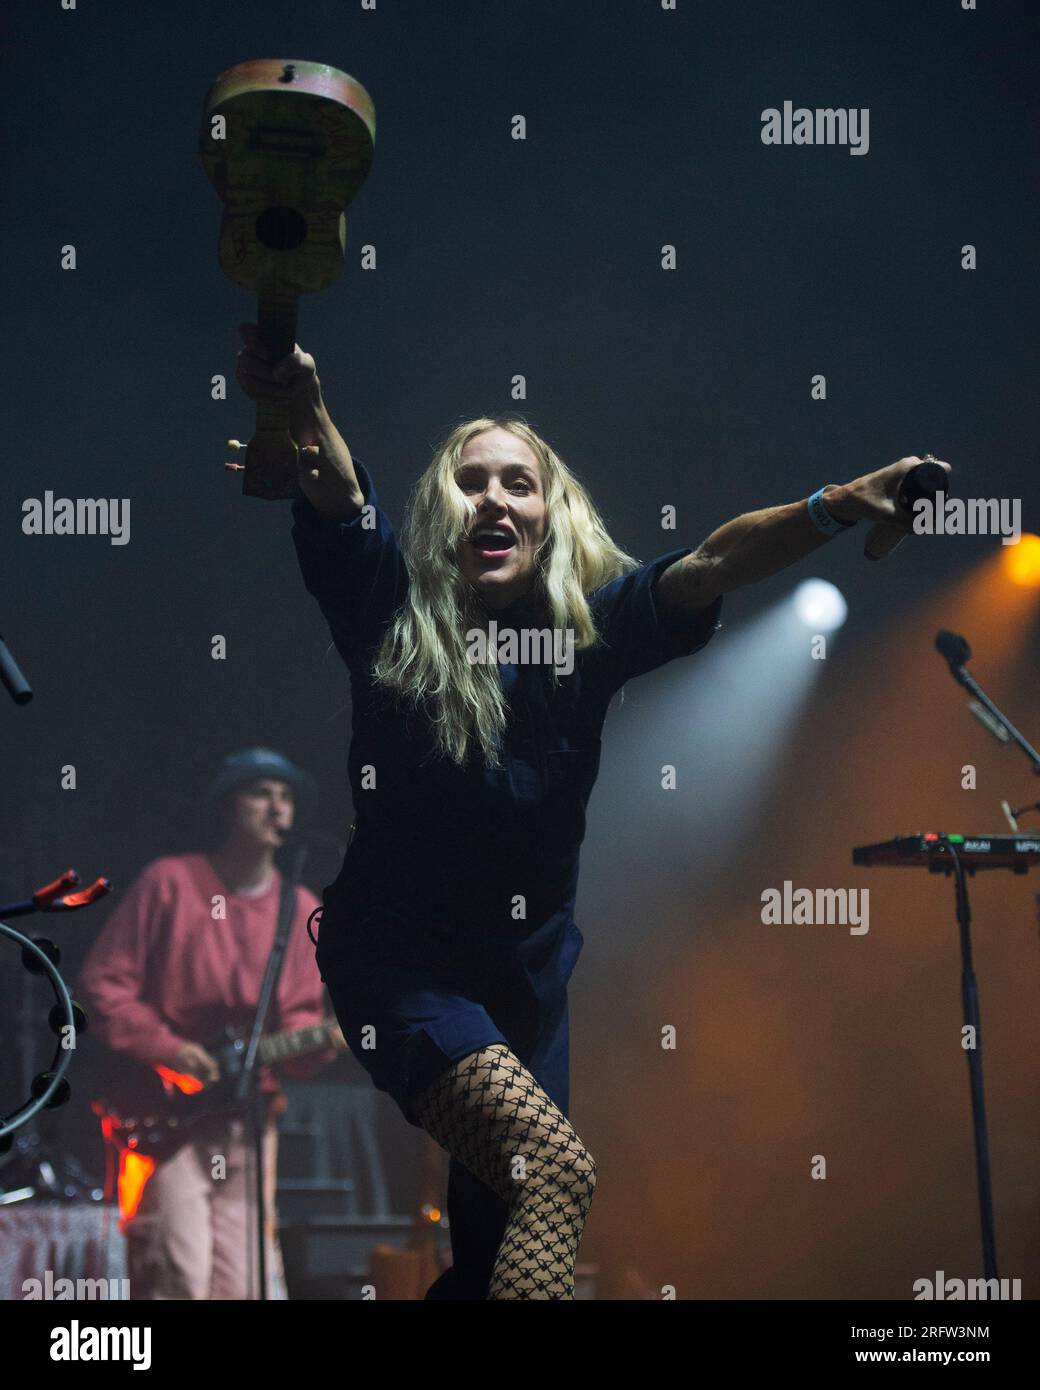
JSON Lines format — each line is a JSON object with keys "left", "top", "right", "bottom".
{"left": 93, "top": 1019, "right": 343, "bottom": 1159}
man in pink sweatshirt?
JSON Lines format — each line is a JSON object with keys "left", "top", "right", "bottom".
{"left": 78, "top": 747, "right": 342, "bottom": 1299}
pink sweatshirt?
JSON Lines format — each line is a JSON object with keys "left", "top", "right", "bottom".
{"left": 78, "top": 854, "right": 333, "bottom": 1092}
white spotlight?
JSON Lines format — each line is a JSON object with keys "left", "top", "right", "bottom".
{"left": 793, "top": 578, "right": 847, "bottom": 632}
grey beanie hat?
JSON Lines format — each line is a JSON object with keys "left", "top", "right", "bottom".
{"left": 206, "top": 747, "right": 318, "bottom": 818}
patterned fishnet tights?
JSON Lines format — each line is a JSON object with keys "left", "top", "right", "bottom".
{"left": 411, "top": 1043, "right": 597, "bottom": 1299}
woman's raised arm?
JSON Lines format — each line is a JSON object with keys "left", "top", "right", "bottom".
{"left": 236, "top": 322, "right": 364, "bottom": 518}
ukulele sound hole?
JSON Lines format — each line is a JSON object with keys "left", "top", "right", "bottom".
{"left": 255, "top": 206, "right": 308, "bottom": 251}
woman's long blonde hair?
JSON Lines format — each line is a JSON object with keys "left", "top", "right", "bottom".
{"left": 370, "top": 416, "right": 640, "bottom": 768}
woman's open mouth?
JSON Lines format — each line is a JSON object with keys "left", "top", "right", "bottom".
{"left": 469, "top": 526, "right": 517, "bottom": 558}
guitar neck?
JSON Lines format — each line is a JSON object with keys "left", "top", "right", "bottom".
{"left": 256, "top": 284, "right": 299, "bottom": 434}
{"left": 257, "top": 1022, "right": 329, "bottom": 1065}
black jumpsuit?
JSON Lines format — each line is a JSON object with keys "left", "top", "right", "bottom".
{"left": 291, "top": 459, "right": 723, "bottom": 1298}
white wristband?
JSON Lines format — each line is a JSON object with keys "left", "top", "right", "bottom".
{"left": 807, "top": 487, "right": 855, "bottom": 538}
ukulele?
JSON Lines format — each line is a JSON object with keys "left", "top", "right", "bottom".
{"left": 199, "top": 59, "right": 376, "bottom": 499}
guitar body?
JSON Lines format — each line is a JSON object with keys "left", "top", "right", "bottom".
{"left": 94, "top": 1020, "right": 337, "bottom": 1160}
{"left": 199, "top": 59, "right": 375, "bottom": 498}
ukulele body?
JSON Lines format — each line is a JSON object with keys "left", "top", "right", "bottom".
{"left": 200, "top": 60, "right": 375, "bottom": 498}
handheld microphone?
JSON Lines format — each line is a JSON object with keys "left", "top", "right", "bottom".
{"left": 864, "top": 458, "right": 951, "bottom": 561}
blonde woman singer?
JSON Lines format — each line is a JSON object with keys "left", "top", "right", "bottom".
{"left": 236, "top": 322, "right": 945, "bottom": 1300}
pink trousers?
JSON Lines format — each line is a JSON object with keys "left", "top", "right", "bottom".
{"left": 125, "top": 1115, "right": 287, "bottom": 1300}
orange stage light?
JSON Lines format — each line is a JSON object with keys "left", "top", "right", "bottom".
{"left": 1003, "top": 534, "right": 1040, "bottom": 588}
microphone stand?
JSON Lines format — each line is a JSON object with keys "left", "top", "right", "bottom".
{"left": 937, "top": 839, "right": 998, "bottom": 1280}
{"left": 235, "top": 839, "right": 309, "bottom": 1300}
{"left": 935, "top": 634, "right": 1040, "bottom": 1280}
{"left": 941, "top": 642, "right": 1040, "bottom": 777}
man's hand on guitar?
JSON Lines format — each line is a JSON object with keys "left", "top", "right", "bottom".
{"left": 172, "top": 1041, "right": 221, "bottom": 1086}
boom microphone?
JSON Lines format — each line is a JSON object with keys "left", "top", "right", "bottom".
{"left": 0, "top": 633, "right": 33, "bottom": 705}
{"left": 936, "top": 629, "right": 972, "bottom": 673}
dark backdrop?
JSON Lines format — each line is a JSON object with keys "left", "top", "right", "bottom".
{"left": 2, "top": 0, "right": 1038, "bottom": 1298}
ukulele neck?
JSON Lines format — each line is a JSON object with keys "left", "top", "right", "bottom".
{"left": 256, "top": 285, "right": 299, "bottom": 435}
